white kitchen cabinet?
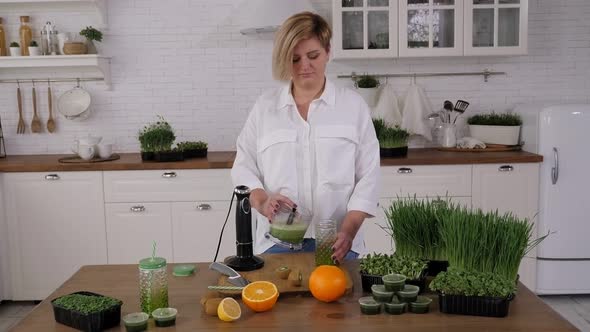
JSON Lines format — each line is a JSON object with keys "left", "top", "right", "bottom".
{"left": 0, "top": 175, "right": 8, "bottom": 301}
{"left": 464, "top": 0, "right": 528, "bottom": 55}
{"left": 103, "top": 169, "right": 235, "bottom": 264}
{"left": 105, "top": 202, "right": 173, "bottom": 264}
{"left": 472, "top": 163, "right": 540, "bottom": 290}
{"left": 172, "top": 201, "right": 236, "bottom": 263}
{"left": 3, "top": 172, "right": 107, "bottom": 300}
{"left": 332, "top": 0, "right": 399, "bottom": 59}
{"left": 399, "top": 0, "right": 464, "bottom": 57}
{"left": 380, "top": 165, "right": 472, "bottom": 197}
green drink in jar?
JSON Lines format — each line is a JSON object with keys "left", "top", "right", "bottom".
{"left": 315, "top": 219, "right": 337, "bottom": 266}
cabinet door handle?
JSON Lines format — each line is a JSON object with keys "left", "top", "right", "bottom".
{"left": 130, "top": 205, "right": 146, "bottom": 213}
{"left": 498, "top": 165, "right": 514, "bottom": 172}
{"left": 551, "top": 147, "right": 559, "bottom": 185}
{"left": 44, "top": 174, "right": 60, "bottom": 180}
{"left": 196, "top": 203, "right": 211, "bottom": 211}
{"left": 397, "top": 167, "right": 413, "bottom": 174}
{"left": 162, "top": 172, "right": 177, "bottom": 178}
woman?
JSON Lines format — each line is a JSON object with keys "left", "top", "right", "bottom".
{"left": 231, "top": 11, "right": 380, "bottom": 263}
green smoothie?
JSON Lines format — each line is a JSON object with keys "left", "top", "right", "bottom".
{"left": 269, "top": 223, "right": 307, "bottom": 244}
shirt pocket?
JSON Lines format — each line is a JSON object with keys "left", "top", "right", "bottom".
{"left": 258, "top": 129, "right": 298, "bottom": 193}
{"left": 315, "top": 126, "right": 358, "bottom": 187}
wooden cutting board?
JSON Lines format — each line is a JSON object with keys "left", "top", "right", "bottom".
{"left": 215, "top": 252, "right": 353, "bottom": 296}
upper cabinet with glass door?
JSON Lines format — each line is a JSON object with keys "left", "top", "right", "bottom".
{"left": 464, "top": 0, "right": 528, "bottom": 55}
{"left": 399, "top": 0, "right": 463, "bottom": 57}
{"left": 332, "top": 0, "right": 398, "bottom": 59}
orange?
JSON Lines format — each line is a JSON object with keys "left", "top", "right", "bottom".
{"left": 241, "top": 281, "right": 279, "bottom": 312}
{"left": 309, "top": 265, "right": 347, "bottom": 303}
{"left": 217, "top": 297, "right": 241, "bottom": 322}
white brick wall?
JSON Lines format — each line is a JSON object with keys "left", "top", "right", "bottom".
{"left": 0, "top": 0, "right": 588, "bottom": 155}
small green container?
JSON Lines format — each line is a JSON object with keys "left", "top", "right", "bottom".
{"left": 384, "top": 301, "right": 406, "bottom": 315}
{"left": 122, "top": 312, "right": 149, "bottom": 332}
{"left": 359, "top": 296, "right": 382, "bottom": 315}
{"left": 396, "top": 284, "right": 420, "bottom": 303}
{"left": 152, "top": 307, "right": 177, "bottom": 327}
{"left": 382, "top": 273, "right": 406, "bottom": 292}
{"left": 409, "top": 296, "right": 432, "bottom": 314}
{"left": 371, "top": 284, "right": 395, "bottom": 303}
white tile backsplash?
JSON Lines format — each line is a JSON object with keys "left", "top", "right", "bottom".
{"left": 0, "top": 0, "right": 588, "bottom": 155}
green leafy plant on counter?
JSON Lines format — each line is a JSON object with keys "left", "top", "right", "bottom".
{"left": 138, "top": 115, "right": 176, "bottom": 152}
{"left": 429, "top": 268, "right": 516, "bottom": 298}
{"left": 378, "top": 125, "right": 410, "bottom": 149}
{"left": 79, "top": 26, "right": 103, "bottom": 42}
{"left": 438, "top": 205, "right": 548, "bottom": 282}
{"left": 372, "top": 118, "right": 385, "bottom": 140}
{"left": 383, "top": 197, "right": 450, "bottom": 261}
{"left": 359, "top": 253, "right": 427, "bottom": 280}
{"left": 176, "top": 141, "right": 208, "bottom": 151}
{"left": 355, "top": 74, "right": 380, "bottom": 89}
{"left": 29, "top": 40, "right": 38, "bottom": 47}
{"left": 467, "top": 112, "right": 522, "bottom": 126}
{"left": 53, "top": 294, "right": 122, "bottom": 314}
{"left": 10, "top": 41, "right": 19, "bottom": 47}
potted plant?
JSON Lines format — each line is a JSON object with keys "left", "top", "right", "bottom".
{"left": 9, "top": 42, "right": 20, "bottom": 56}
{"left": 429, "top": 268, "right": 516, "bottom": 317}
{"left": 28, "top": 40, "right": 40, "bottom": 56}
{"left": 51, "top": 291, "right": 122, "bottom": 331}
{"left": 138, "top": 115, "right": 176, "bottom": 161}
{"left": 355, "top": 74, "right": 380, "bottom": 107}
{"left": 378, "top": 125, "right": 410, "bottom": 158}
{"left": 431, "top": 205, "right": 549, "bottom": 317}
{"left": 359, "top": 253, "right": 427, "bottom": 292}
{"left": 467, "top": 112, "right": 522, "bottom": 146}
{"left": 79, "top": 26, "right": 102, "bottom": 54}
{"left": 177, "top": 140, "right": 208, "bottom": 159}
{"left": 384, "top": 197, "right": 450, "bottom": 276}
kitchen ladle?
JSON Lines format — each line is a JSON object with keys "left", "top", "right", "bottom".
{"left": 47, "top": 81, "right": 56, "bottom": 133}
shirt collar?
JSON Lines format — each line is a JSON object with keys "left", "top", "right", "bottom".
{"left": 277, "top": 77, "right": 336, "bottom": 109}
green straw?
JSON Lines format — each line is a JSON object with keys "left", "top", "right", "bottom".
{"left": 152, "top": 241, "right": 156, "bottom": 260}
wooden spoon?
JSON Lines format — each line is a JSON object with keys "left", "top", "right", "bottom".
{"left": 31, "top": 85, "right": 42, "bottom": 133}
{"left": 47, "top": 85, "right": 56, "bottom": 133}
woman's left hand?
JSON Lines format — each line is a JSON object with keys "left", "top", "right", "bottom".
{"left": 331, "top": 231, "right": 353, "bottom": 264}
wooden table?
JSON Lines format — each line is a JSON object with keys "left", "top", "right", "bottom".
{"left": 12, "top": 260, "right": 577, "bottom": 332}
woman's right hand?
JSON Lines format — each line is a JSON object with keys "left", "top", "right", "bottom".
{"left": 250, "top": 189, "right": 296, "bottom": 221}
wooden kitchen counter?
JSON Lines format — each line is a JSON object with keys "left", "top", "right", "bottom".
{"left": 12, "top": 259, "right": 575, "bottom": 332}
{"left": 0, "top": 149, "right": 542, "bottom": 172}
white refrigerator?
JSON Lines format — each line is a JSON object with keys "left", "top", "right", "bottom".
{"left": 517, "top": 104, "right": 590, "bottom": 294}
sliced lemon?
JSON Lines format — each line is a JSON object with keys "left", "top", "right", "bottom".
{"left": 217, "top": 297, "right": 241, "bottom": 322}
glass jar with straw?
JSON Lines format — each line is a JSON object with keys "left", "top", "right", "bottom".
{"left": 139, "top": 242, "right": 168, "bottom": 316}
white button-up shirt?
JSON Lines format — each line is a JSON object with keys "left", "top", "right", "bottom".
{"left": 231, "top": 79, "right": 380, "bottom": 255}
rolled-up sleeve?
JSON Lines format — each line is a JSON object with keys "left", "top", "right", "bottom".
{"left": 347, "top": 102, "right": 380, "bottom": 217}
{"left": 231, "top": 103, "right": 264, "bottom": 191}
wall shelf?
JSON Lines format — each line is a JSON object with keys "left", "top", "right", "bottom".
{"left": 0, "top": 55, "right": 112, "bottom": 89}
{"left": 0, "top": 0, "right": 107, "bottom": 27}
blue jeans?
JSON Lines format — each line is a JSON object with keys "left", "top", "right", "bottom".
{"left": 264, "top": 238, "right": 359, "bottom": 260}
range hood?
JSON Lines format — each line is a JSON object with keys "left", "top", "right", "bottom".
{"left": 238, "top": 0, "right": 315, "bottom": 35}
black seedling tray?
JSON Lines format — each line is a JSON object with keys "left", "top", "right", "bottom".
{"left": 51, "top": 291, "right": 122, "bottom": 332}
{"left": 438, "top": 293, "right": 513, "bottom": 318}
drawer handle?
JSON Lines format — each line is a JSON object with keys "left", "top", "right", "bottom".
{"left": 397, "top": 167, "right": 413, "bottom": 174}
{"left": 498, "top": 165, "right": 514, "bottom": 172}
{"left": 196, "top": 203, "right": 212, "bottom": 211}
{"left": 44, "top": 174, "right": 60, "bottom": 180}
{"left": 162, "top": 172, "right": 177, "bottom": 178}
{"left": 130, "top": 205, "right": 146, "bottom": 213}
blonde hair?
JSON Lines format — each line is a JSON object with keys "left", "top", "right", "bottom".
{"left": 272, "top": 11, "right": 331, "bottom": 81}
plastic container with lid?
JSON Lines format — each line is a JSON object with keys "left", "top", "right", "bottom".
{"left": 139, "top": 256, "right": 169, "bottom": 316}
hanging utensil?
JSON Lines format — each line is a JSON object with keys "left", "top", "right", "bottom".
{"left": 31, "top": 81, "right": 42, "bottom": 133}
{"left": 46, "top": 80, "right": 56, "bottom": 133}
{"left": 16, "top": 82, "right": 25, "bottom": 134}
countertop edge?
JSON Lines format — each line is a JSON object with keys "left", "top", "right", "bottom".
{"left": 0, "top": 149, "right": 543, "bottom": 172}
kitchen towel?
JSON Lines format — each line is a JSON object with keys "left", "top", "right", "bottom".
{"left": 401, "top": 83, "right": 433, "bottom": 141}
{"left": 371, "top": 83, "right": 402, "bottom": 127}
{"left": 456, "top": 137, "right": 486, "bottom": 149}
